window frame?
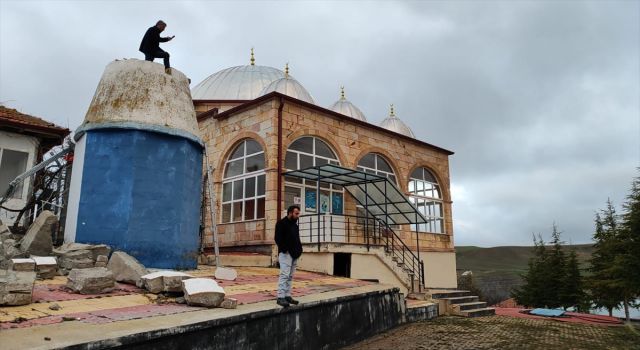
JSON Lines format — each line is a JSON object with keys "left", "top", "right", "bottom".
{"left": 221, "top": 139, "right": 266, "bottom": 224}
{"left": 408, "top": 167, "right": 445, "bottom": 234}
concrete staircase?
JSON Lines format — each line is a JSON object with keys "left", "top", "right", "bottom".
{"left": 429, "top": 290, "right": 495, "bottom": 317}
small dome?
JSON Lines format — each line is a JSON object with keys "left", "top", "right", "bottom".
{"left": 379, "top": 104, "right": 415, "bottom": 138}
{"left": 328, "top": 87, "right": 367, "bottom": 122}
{"left": 191, "top": 49, "right": 285, "bottom": 100}
{"left": 259, "top": 64, "right": 315, "bottom": 104}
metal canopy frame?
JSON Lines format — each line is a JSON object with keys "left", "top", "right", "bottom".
{"left": 283, "top": 164, "right": 430, "bottom": 226}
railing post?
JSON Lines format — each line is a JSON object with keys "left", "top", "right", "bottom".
{"left": 317, "top": 167, "right": 321, "bottom": 251}
{"left": 323, "top": 215, "right": 326, "bottom": 242}
{"left": 420, "top": 261, "right": 425, "bottom": 292}
{"left": 365, "top": 183, "right": 370, "bottom": 252}
{"left": 330, "top": 215, "right": 333, "bottom": 241}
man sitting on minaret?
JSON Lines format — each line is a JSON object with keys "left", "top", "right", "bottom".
{"left": 139, "top": 20, "right": 174, "bottom": 73}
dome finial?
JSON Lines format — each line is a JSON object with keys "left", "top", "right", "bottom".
{"left": 340, "top": 86, "right": 346, "bottom": 100}
{"left": 389, "top": 104, "right": 396, "bottom": 117}
{"left": 250, "top": 48, "right": 255, "bottom": 66}
{"left": 284, "top": 63, "right": 289, "bottom": 78}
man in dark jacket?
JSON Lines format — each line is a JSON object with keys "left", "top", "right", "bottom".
{"left": 274, "top": 205, "right": 303, "bottom": 307}
{"left": 139, "top": 20, "right": 174, "bottom": 71}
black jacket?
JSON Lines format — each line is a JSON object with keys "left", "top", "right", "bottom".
{"left": 139, "top": 26, "right": 170, "bottom": 55}
{"left": 274, "top": 216, "right": 303, "bottom": 259}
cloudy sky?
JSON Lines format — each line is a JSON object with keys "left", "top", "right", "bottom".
{"left": 1, "top": 1, "right": 638, "bottom": 246}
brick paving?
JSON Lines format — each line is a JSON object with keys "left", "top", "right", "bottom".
{"left": 345, "top": 315, "right": 640, "bottom": 350}
{"left": 0, "top": 266, "right": 373, "bottom": 329}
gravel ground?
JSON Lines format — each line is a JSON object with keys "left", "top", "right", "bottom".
{"left": 344, "top": 316, "right": 640, "bottom": 350}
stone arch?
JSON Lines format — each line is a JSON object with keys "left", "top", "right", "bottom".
{"left": 215, "top": 132, "right": 268, "bottom": 183}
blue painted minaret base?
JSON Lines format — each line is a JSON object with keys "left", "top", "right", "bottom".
{"left": 75, "top": 129, "right": 202, "bottom": 269}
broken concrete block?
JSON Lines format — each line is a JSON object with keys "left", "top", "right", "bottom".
{"left": 20, "top": 210, "right": 56, "bottom": 256}
{"left": 107, "top": 251, "right": 148, "bottom": 285}
{"left": 94, "top": 262, "right": 107, "bottom": 268}
{"left": 66, "top": 267, "right": 115, "bottom": 294}
{"left": 53, "top": 242, "right": 111, "bottom": 261}
{"left": 32, "top": 256, "right": 58, "bottom": 279}
{"left": 0, "top": 220, "right": 10, "bottom": 240}
{"left": 96, "top": 255, "right": 108, "bottom": 263}
{"left": 139, "top": 271, "right": 192, "bottom": 294}
{"left": 182, "top": 278, "right": 225, "bottom": 307}
{"left": 9, "top": 258, "right": 35, "bottom": 271}
{"left": 0, "top": 270, "right": 36, "bottom": 306}
{"left": 214, "top": 266, "right": 238, "bottom": 281}
{"left": 220, "top": 298, "right": 238, "bottom": 309}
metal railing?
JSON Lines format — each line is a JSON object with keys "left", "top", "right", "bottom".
{"left": 299, "top": 213, "right": 425, "bottom": 291}
{"left": 0, "top": 141, "right": 73, "bottom": 243}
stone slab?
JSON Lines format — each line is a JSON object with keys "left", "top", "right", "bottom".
{"left": 182, "top": 278, "right": 225, "bottom": 307}
{"left": 20, "top": 210, "right": 56, "bottom": 256}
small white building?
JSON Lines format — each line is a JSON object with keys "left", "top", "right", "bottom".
{"left": 0, "top": 106, "right": 69, "bottom": 225}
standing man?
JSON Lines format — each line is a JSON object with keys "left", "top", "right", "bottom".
{"left": 274, "top": 205, "right": 303, "bottom": 307}
{"left": 139, "top": 20, "right": 174, "bottom": 73}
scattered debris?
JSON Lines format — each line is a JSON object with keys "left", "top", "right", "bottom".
{"left": 107, "top": 251, "right": 148, "bottom": 285}
{"left": 175, "top": 296, "right": 186, "bottom": 304}
{"left": 62, "top": 316, "right": 77, "bottom": 321}
{"left": 32, "top": 256, "right": 58, "bottom": 279}
{"left": 48, "top": 303, "right": 62, "bottom": 311}
{"left": 181, "top": 278, "right": 225, "bottom": 308}
{"left": 0, "top": 239, "right": 26, "bottom": 269}
{"left": 220, "top": 297, "right": 238, "bottom": 309}
{"left": 53, "top": 243, "right": 111, "bottom": 275}
{"left": 214, "top": 266, "right": 238, "bottom": 281}
{"left": 0, "top": 270, "right": 36, "bottom": 306}
{"left": 139, "top": 271, "right": 193, "bottom": 294}
{"left": 44, "top": 337, "right": 51, "bottom": 341}
{"left": 66, "top": 267, "right": 115, "bottom": 294}
{"left": 9, "top": 258, "right": 35, "bottom": 272}
{"left": 20, "top": 210, "right": 57, "bottom": 256}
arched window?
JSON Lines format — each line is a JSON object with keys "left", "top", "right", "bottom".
{"left": 284, "top": 136, "right": 343, "bottom": 214}
{"left": 357, "top": 153, "right": 397, "bottom": 184}
{"left": 221, "top": 139, "right": 266, "bottom": 223}
{"left": 408, "top": 167, "right": 444, "bottom": 233}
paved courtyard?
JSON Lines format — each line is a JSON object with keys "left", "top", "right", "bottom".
{"left": 0, "top": 266, "right": 373, "bottom": 330}
{"left": 345, "top": 315, "right": 640, "bottom": 350}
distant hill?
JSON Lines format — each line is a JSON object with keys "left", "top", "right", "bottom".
{"left": 455, "top": 244, "right": 594, "bottom": 305}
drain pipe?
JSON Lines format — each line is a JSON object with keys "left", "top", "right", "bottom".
{"left": 276, "top": 97, "right": 284, "bottom": 219}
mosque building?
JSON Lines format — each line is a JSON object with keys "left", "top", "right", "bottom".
{"left": 193, "top": 50, "right": 456, "bottom": 291}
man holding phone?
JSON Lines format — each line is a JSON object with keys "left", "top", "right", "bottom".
{"left": 274, "top": 205, "right": 303, "bottom": 307}
{"left": 139, "top": 20, "right": 175, "bottom": 72}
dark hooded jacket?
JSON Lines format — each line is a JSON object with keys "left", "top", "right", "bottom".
{"left": 274, "top": 216, "right": 303, "bottom": 259}
{"left": 139, "top": 26, "right": 170, "bottom": 55}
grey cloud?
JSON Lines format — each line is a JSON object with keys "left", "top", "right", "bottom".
{"left": 1, "top": 0, "right": 637, "bottom": 246}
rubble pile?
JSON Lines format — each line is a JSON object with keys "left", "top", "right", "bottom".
{"left": 32, "top": 256, "right": 58, "bottom": 279}
{"left": 53, "top": 242, "right": 111, "bottom": 275}
{"left": 138, "top": 271, "right": 193, "bottom": 294}
{"left": 0, "top": 269, "right": 36, "bottom": 306}
{"left": 19, "top": 210, "right": 57, "bottom": 256}
{"left": 181, "top": 278, "right": 226, "bottom": 308}
{"left": 107, "top": 251, "right": 148, "bottom": 285}
{"left": 66, "top": 267, "right": 115, "bottom": 294}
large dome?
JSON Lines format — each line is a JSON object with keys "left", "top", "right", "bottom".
{"left": 379, "top": 104, "right": 415, "bottom": 137}
{"left": 191, "top": 65, "right": 285, "bottom": 100}
{"left": 191, "top": 49, "right": 285, "bottom": 100}
{"left": 328, "top": 87, "right": 367, "bottom": 121}
{"left": 259, "top": 64, "right": 315, "bottom": 104}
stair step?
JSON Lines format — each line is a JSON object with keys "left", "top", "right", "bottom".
{"left": 441, "top": 296, "right": 479, "bottom": 304}
{"left": 455, "top": 301, "right": 487, "bottom": 311}
{"left": 458, "top": 307, "right": 496, "bottom": 317}
{"left": 430, "top": 290, "right": 471, "bottom": 299}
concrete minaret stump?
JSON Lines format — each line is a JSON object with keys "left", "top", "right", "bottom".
{"left": 65, "top": 60, "right": 204, "bottom": 269}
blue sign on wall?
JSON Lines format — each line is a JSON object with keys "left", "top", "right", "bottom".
{"left": 305, "top": 189, "right": 317, "bottom": 210}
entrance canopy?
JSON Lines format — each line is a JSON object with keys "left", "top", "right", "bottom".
{"left": 283, "top": 164, "right": 429, "bottom": 225}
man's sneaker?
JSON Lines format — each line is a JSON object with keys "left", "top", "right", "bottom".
{"left": 276, "top": 298, "right": 290, "bottom": 308}
{"left": 165, "top": 68, "right": 172, "bottom": 75}
{"left": 285, "top": 297, "right": 299, "bottom": 305}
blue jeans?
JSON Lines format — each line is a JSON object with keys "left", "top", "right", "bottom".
{"left": 277, "top": 252, "right": 297, "bottom": 298}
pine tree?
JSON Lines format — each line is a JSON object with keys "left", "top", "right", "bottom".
{"left": 588, "top": 200, "right": 622, "bottom": 317}
{"left": 544, "top": 223, "right": 566, "bottom": 309}
{"left": 512, "top": 234, "right": 548, "bottom": 307}
{"left": 560, "top": 248, "right": 585, "bottom": 311}
{"left": 616, "top": 171, "right": 640, "bottom": 323}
